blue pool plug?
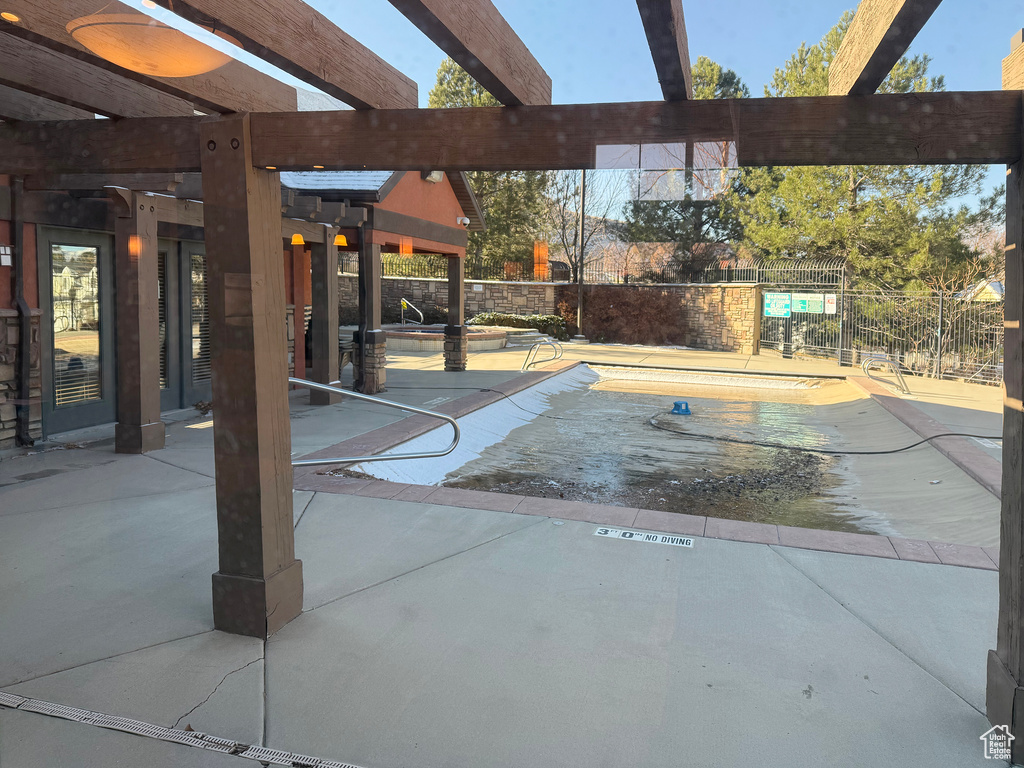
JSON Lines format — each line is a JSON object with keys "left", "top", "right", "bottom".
{"left": 671, "top": 401, "right": 691, "bottom": 415}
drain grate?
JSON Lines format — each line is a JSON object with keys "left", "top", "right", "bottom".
{"left": 0, "top": 690, "right": 365, "bottom": 767}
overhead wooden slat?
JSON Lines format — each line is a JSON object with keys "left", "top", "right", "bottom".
{"left": 636, "top": 0, "right": 692, "bottom": 100}
{"left": 0, "top": 84, "right": 94, "bottom": 121}
{"left": 386, "top": 0, "right": 550, "bottom": 105}
{"left": 1004, "top": 30, "right": 1024, "bottom": 91}
{"left": 0, "top": 34, "right": 194, "bottom": 118}
{"left": 25, "top": 173, "right": 185, "bottom": 192}
{"left": 0, "top": 0, "right": 297, "bottom": 113}
{"left": 828, "top": 0, "right": 943, "bottom": 96}
{"left": 1, "top": 92, "right": 1021, "bottom": 176}
{"left": 149, "top": 0, "right": 416, "bottom": 109}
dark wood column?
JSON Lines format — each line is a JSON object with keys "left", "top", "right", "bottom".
{"left": 200, "top": 114, "right": 302, "bottom": 639}
{"left": 355, "top": 219, "right": 386, "bottom": 394}
{"left": 444, "top": 255, "right": 468, "bottom": 371}
{"left": 107, "top": 188, "right": 165, "bottom": 453}
{"left": 291, "top": 238, "right": 308, "bottom": 379}
{"left": 309, "top": 229, "right": 341, "bottom": 404}
{"left": 988, "top": 39, "right": 1024, "bottom": 755}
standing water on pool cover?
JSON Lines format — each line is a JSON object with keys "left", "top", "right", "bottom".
{"left": 440, "top": 385, "right": 865, "bottom": 532}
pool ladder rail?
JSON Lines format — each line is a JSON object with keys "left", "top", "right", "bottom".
{"left": 400, "top": 298, "right": 424, "bottom": 326}
{"left": 860, "top": 355, "right": 911, "bottom": 395}
{"left": 521, "top": 340, "right": 564, "bottom": 372}
{"left": 288, "top": 377, "right": 460, "bottom": 467}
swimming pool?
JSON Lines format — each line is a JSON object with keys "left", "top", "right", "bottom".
{"left": 349, "top": 364, "right": 1000, "bottom": 546}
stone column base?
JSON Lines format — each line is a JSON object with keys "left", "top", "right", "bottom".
{"left": 115, "top": 421, "right": 166, "bottom": 454}
{"left": 212, "top": 559, "right": 303, "bottom": 638}
{"left": 353, "top": 330, "right": 387, "bottom": 394}
{"left": 444, "top": 325, "right": 469, "bottom": 371}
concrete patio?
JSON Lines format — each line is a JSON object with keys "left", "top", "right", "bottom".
{"left": 0, "top": 345, "right": 1007, "bottom": 766}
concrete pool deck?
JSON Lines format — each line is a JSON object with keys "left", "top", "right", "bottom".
{"left": 0, "top": 345, "right": 1008, "bottom": 766}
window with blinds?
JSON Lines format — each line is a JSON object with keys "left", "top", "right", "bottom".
{"left": 52, "top": 244, "right": 103, "bottom": 406}
{"left": 158, "top": 251, "right": 168, "bottom": 389}
{"left": 190, "top": 252, "right": 211, "bottom": 384}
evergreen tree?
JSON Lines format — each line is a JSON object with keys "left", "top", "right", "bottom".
{"left": 736, "top": 13, "right": 1002, "bottom": 290}
{"left": 428, "top": 58, "right": 548, "bottom": 275}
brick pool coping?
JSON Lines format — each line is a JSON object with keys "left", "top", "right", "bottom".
{"left": 292, "top": 361, "right": 998, "bottom": 572}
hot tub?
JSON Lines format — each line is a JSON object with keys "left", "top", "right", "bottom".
{"left": 384, "top": 324, "right": 507, "bottom": 353}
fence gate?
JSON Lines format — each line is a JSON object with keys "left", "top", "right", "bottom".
{"left": 759, "top": 280, "right": 1004, "bottom": 385}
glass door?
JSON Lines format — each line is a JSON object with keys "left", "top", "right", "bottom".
{"left": 180, "top": 242, "right": 212, "bottom": 406}
{"left": 39, "top": 228, "right": 116, "bottom": 435}
{"left": 158, "top": 240, "right": 182, "bottom": 412}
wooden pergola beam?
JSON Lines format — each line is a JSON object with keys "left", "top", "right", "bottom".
{"left": 25, "top": 173, "right": 185, "bottom": 192}
{"left": 149, "top": 0, "right": 416, "bottom": 109}
{"left": 0, "top": 84, "right": 94, "bottom": 121}
{"left": 0, "top": 34, "right": 195, "bottom": 118}
{"left": 828, "top": 0, "right": 943, "bottom": 96}
{"left": 1, "top": 91, "right": 1021, "bottom": 176}
{"left": 386, "top": 0, "right": 551, "bottom": 105}
{"left": 636, "top": 0, "right": 692, "bottom": 101}
{"left": 0, "top": 0, "right": 297, "bottom": 113}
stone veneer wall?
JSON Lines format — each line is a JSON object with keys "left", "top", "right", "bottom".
{"left": 338, "top": 275, "right": 760, "bottom": 355}
{"left": 339, "top": 276, "right": 556, "bottom": 318}
{"left": 0, "top": 309, "right": 42, "bottom": 449}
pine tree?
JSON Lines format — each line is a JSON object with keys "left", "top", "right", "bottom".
{"left": 735, "top": 13, "right": 1001, "bottom": 290}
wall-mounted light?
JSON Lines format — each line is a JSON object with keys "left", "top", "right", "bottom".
{"left": 333, "top": 234, "right": 348, "bottom": 247}
{"left": 456, "top": 216, "right": 470, "bottom": 227}
{"left": 66, "top": 11, "right": 232, "bottom": 77}
{"left": 422, "top": 171, "right": 444, "bottom": 184}
{"left": 290, "top": 234, "right": 305, "bottom": 246}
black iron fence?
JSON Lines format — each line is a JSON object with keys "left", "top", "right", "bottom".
{"left": 341, "top": 253, "right": 848, "bottom": 287}
{"left": 760, "top": 290, "right": 1003, "bottom": 384}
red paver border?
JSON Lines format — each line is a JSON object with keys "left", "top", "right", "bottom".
{"left": 847, "top": 376, "right": 1001, "bottom": 498}
{"left": 296, "top": 476, "right": 998, "bottom": 571}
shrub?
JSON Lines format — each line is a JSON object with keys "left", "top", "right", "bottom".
{"left": 557, "top": 286, "right": 687, "bottom": 345}
{"left": 468, "top": 312, "right": 568, "bottom": 340}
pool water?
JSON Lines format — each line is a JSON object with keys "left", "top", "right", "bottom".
{"left": 442, "top": 385, "right": 869, "bottom": 532}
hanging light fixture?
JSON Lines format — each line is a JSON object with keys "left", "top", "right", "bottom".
{"left": 66, "top": 5, "right": 232, "bottom": 78}
{"left": 333, "top": 234, "right": 348, "bottom": 247}
{"left": 290, "top": 234, "right": 305, "bottom": 246}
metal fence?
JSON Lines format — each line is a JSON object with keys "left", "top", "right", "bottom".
{"left": 342, "top": 253, "right": 849, "bottom": 286}
{"left": 760, "top": 290, "right": 1004, "bottom": 384}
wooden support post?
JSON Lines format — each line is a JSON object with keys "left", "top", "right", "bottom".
{"left": 355, "top": 224, "right": 386, "bottom": 394}
{"left": 988, "top": 38, "right": 1024, "bottom": 756}
{"left": 200, "top": 114, "right": 302, "bottom": 639}
{"left": 107, "top": 189, "right": 165, "bottom": 453}
{"left": 291, "top": 239, "right": 308, "bottom": 379}
{"left": 310, "top": 230, "right": 341, "bottom": 404}
{"left": 444, "top": 255, "right": 468, "bottom": 372}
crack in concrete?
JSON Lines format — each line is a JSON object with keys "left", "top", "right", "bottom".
{"left": 293, "top": 493, "right": 316, "bottom": 530}
{"left": 1, "top": 630, "right": 217, "bottom": 689}
{"left": 173, "top": 657, "right": 262, "bottom": 729}
{"left": 144, "top": 453, "right": 217, "bottom": 479}
{"left": 307, "top": 516, "right": 548, "bottom": 613}
{"left": 769, "top": 544, "right": 985, "bottom": 716}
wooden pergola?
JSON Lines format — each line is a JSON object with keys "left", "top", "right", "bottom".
{"left": 0, "top": 0, "right": 1022, "bottom": 751}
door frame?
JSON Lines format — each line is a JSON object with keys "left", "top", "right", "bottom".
{"left": 158, "top": 239, "right": 183, "bottom": 412}
{"left": 37, "top": 226, "right": 117, "bottom": 437}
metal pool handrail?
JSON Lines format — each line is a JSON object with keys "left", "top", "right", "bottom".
{"left": 861, "top": 355, "right": 911, "bottom": 395}
{"left": 288, "top": 377, "right": 460, "bottom": 467}
{"left": 521, "top": 340, "right": 563, "bottom": 371}
{"left": 400, "top": 298, "right": 424, "bottom": 325}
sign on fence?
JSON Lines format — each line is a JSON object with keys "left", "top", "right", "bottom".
{"left": 792, "top": 293, "right": 825, "bottom": 314}
{"left": 764, "top": 292, "right": 792, "bottom": 318}
{"left": 824, "top": 294, "right": 837, "bottom": 315}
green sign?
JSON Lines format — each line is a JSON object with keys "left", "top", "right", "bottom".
{"left": 792, "top": 293, "right": 825, "bottom": 314}
{"left": 763, "top": 292, "right": 791, "bottom": 318}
